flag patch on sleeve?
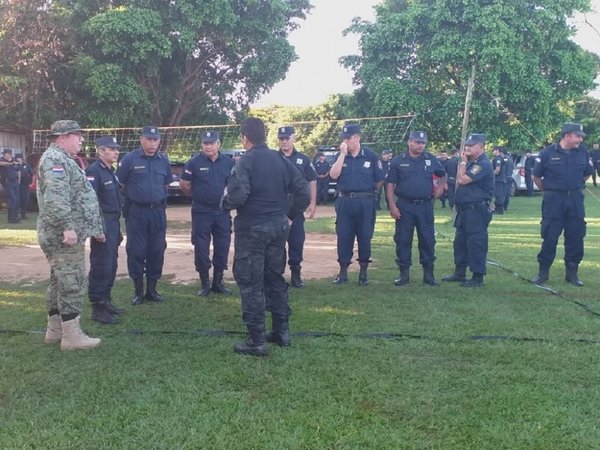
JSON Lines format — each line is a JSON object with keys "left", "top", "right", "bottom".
{"left": 51, "top": 166, "right": 65, "bottom": 176}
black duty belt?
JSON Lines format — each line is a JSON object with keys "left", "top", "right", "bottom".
{"left": 544, "top": 189, "right": 583, "bottom": 195}
{"left": 338, "top": 191, "right": 375, "bottom": 199}
{"left": 102, "top": 212, "right": 121, "bottom": 218}
{"left": 129, "top": 200, "right": 166, "bottom": 209}
{"left": 455, "top": 200, "right": 489, "bottom": 211}
{"left": 397, "top": 197, "right": 432, "bottom": 205}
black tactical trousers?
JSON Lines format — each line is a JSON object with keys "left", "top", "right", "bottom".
{"left": 233, "top": 215, "right": 291, "bottom": 333}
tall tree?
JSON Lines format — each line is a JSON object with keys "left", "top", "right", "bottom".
{"left": 342, "top": 0, "right": 599, "bottom": 148}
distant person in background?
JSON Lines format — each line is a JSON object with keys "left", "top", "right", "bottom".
{"left": 590, "top": 143, "right": 600, "bottom": 187}
{"left": 436, "top": 150, "right": 449, "bottom": 208}
{"left": 15, "top": 154, "right": 33, "bottom": 219}
{"left": 524, "top": 150, "right": 536, "bottom": 196}
{"left": 532, "top": 123, "right": 593, "bottom": 287}
{"left": 116, "top": 126, "right": 172, "bottom": 305}
{"left": 86, "top": 136, "right": 124, "bottom": 325}
{"left": 445, "top": 148, "right": 460, "bottom": 208}
{"left": 180, "top": 131, "right": 234, "bottom": 297}
{"left": 491, "top": 146, "right": 506, "bottom": 214}
{"left": 0, "top": 148, "right": 21, "bottom": 223}
{"left": 376, "top": 149, "right": 393, "bottom": 210}
{"left": 503, "top": 150, "right": 515, "bottom": 211}
{"left": 314, "top": 152, "right": 331, "bottom": 205}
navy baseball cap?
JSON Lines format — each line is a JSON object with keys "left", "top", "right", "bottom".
{"left": 382, "top": 149, "right": 393, "bottom": 155}
{"left": 409, "top": 131, "right": 428, "bottom": 143}
{"left": 95, "top": 136, "right": 120, "bottom": 148}
{"left": 465, "top": 133, "right": 486, "bottom": 145}
{"left": 202, "top": 131, "right": 220, "bottom": 143}
{"left": 141, "top": 126, "right": 161, "bottom": 138}
{"left": 2, "top": 148, "right": 12, "bottom": 154}
{"left": 561, "top": 123, "right": 585, "bottom": 136}
{"left": 340, "top": 124, "right": 361, "bottom": 139}
{"left": 278, "top": 126, "right": 295, "bottom": 138}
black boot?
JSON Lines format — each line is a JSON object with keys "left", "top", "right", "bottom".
{"left": 106, "top": 298, "right": 125, "bottom": 315}
{"left": 198, "top": 272, "right": 211, "bottom": 297}
{"left": 565, "top": 262, "right": 583, "bottom": 287}
{"left": 358, "top": 262, "right": 369, "bottom": 286}
{"left": 131, "top": 278, "right": 145, "bottom": 305}
{"left": 423, "top": 264, "right": 440, "bottom": 286}
{"left": 266, "top": 316, "right": 291, "bottom": 347}
{"left": 532, "top": 263, "right": 551, "bottom": 285}
{"left": 394, "top": 267, "right": 410, "bottom": 286}
{"left": 91, "top": 301, "right": 118, "bottom": 324}
{"left": 211, "top": 269, "right": 232, "bottom": 294}
{"left": 442, "top": 265, "right": 467, "bottom": 282}
{"left": 460, "top": 272, "right": 484, "bottom": 288}
{"left": 234, "top": 327, "right": 268, "bottom": 356}
{"left": 290, "top": 265, "right": 304, "bottom": 288}
{"left": 145, "top": 279, "right": 165, "bottom": 302}
{"left": 333, "top": 264, "right": 349, "bottom": 285}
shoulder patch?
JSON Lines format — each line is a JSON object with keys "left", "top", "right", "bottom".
{"left": 52, "top": 166, "right": 65, "bottom": 176}
{"left": 470, "top": 164, "right": 481, "bottom": 175}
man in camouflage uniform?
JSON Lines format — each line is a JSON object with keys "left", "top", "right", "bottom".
{"left": 37, "top": 120, "right": 105, "bottom": 351}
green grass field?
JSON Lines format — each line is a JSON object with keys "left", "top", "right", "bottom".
{"left": 2, "top": 191, "right": 600, "bottom": 449}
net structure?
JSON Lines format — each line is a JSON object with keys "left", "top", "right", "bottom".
{"left": 32, "top": 114, "right": 416, "bottom": 162}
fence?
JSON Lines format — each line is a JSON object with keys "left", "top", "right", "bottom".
{"left": 32, "top": 115, "right": 416, "bottom": 162}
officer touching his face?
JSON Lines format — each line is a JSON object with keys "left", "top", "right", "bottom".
{"left": 86, "top": 136, "right": 124, "bottom": 324}
{"left": 532, "top": 123, "right": 593, "bottom": 286}
{"left": 329, "top": 124, "right": 384, "bottom": 286}
{"left": 180, "top": 131, "right": 234, "bottom": 297}
{"left": 278, "top": 126, "right": 317, "bottom": 288}
{"left": 386, "top": 131, "right": 446, "bottom": 286}
{"left": 116, "top": 126, "right": 172, "bottom": 305}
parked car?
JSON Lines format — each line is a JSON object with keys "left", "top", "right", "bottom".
{"left": 509, "top": 153, "right": 539, "bottom": 196}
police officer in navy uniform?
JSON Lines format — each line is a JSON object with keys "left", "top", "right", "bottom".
{"left": 222, "top": 117, "right": 310, "bottom": 356}
{"left": 0, "top": 148, "right": 21, "bottom": 223}
{"left": 532, "top": 123, "right": 593, "bottom": 286}
{"left": 87, "top": 136, "right": 124, "bottom": 324}
{"left": 492, "top": 146, "right": 506, "bottom": 214}
{"left": 442, "top": 133, "right": 494, "bottom": 287}
{"left": 503, "top": 150, "right": 515, "bottom": 211}
{"left": 180, "top": 131, "right": 233, "bottom": 297}
{"left": 314, "top": 152, "right": 331, "bottom": 205}
{"left": 116, "top": 126, "right": 172, "bottom": 304}
{"left": 15, "top": 154, "right": 33, "bottom": 219}
{"left": 329, "top": 124, "right": 384, "bottom": 286}
{"left": 524, "top": 150, "right": 536, "bottom": 196}
{"left": 590, "top": 143, "right": 600, "bottom": 187}
{"left": 278, "top": 126, "right": 317, "bottom": 288}
{"left": 376, "top": 149, "right": 393, "bottom": 210}
{"left": 386, "top": 131, "right": 446, "bottom": 286}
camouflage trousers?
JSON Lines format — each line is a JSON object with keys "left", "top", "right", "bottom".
{"left": 40, "top": 242, "right": 86, "bottom": 316}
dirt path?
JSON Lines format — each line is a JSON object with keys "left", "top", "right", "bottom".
{"left": 0, "top": 205, "right": 342, "bottom": 285}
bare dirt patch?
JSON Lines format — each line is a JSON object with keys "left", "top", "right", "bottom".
{"left": 0, "top": 205, "right": 341, "bottom": 285}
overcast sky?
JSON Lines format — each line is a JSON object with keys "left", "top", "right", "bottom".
{"left": 252, "top": 0, "right": 600, "bottom": 107}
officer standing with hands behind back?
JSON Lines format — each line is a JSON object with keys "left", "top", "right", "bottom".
{"left": 86, "top": 136, "right": 124, "bottom": 324}
{"left": 329, "top": 124, "right": 384, "bottom": 286}
{"left": 116, "top": 126, "right": 172, "bottom": 305}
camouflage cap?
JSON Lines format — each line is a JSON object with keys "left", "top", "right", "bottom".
{"left": 47, "top": 120, "right": 83, "bottom": 137}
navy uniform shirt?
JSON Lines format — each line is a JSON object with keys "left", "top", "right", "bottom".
{"left": 281, "top": 148, "right": 317, "bottom": 183}
{"left": 222, "top": 144, "right": 310, "bottom": 230}
{"left": 590, "top": 148, "right": 600, "bottom": 169}
{"left": 503, "top": 154, "right": 514, "bottom": 180}
{"left": 533, "top": 143, "right": 593, "bottom": 191}
{"left": 454, "top": 154, "right": 494, "bottom": 204}
{"left": 492, "top": 155, "right": 506, "bottom": 182}
{"left": 381, "top": 159, "right": 392, "bottom": 177}
{"left": 524, "top": 155, "right": 536, "bottom": 171}
{"left": 116, "top": 148, "right": 172, "bottom": 204}
{"left": 314, "top": 160, "right": 331, "bottom": 176}
{"left": 86, "top": 160, "right": 121, "bottom": 215}
{"left": 334, "top": 146, "right": 384, "bottom": 193}
{"left": 0, "top": 160, "right": 19, "bottom": 184}
{"left": 181, "top": 152, "right": 233, "bottom": 214}
{"left": 446, "top": 157, "right": 459, "bottom": 183}
{"left": 386, "top": 151, "right": 446, "bottom": 199}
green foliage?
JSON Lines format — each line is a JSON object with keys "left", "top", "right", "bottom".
{"left": 343, "top": 0, "right": 599, "bottom": 149}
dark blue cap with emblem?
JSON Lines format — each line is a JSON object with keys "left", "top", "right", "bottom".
{"left": 202, "top": 131, "right": 220, "bottom": 143}
{"left": 95, "top": 135, "right": 120, "bottom": 148}
{"left": 278, "top": 126, "right": 295, "bottom": 138}
{"left": 465, "top": 133, "right": 486, "bottom": 145}
{"left": 561, "top": 122, "right": 585, "bottom": 137}
{"left": 409, "top": 131, "right": 428, "bottom": 143}
{"left": 2, "top": 148, "right": 12, "bottom": 154}
{"left": 141, "top": 126, "right": 160, "bottom": 138}
{"left": 340, "top": 124, "right": 361, "bottom": 139}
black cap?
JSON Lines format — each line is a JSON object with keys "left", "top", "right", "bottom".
{"left": 561, "top": 123, "right": 585, "bottom": 136}
{"left": 2, "top": 148, "right": 12, "bottom": 154}
{"left": 141, "top": 126, "right": 161, "bottom": 138}
{"left": 340, "top": 124, "right": 361, "bottom": 139}
{"left": 409, "top": 131, "right": 428, "bottom": 143}
{"left": 382, "top": 149, "right": 393, "bottom": 155}
{"left": 277, "top": 126, "right": 295, "bottom": 138}
{"left": 202, "top": 131, "right": 220, "bottom": 143}
{"left": 95, "top": 136, "right": 120, "bottom": 148}
{"left": 465, "top": 133, "right": 486, "bottom": 145}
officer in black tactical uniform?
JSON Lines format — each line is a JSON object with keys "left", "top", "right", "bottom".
{"left": 491, "top": 146, "right": 506, "bottom": 214}
{"left": 0, "top": 148, "right": 21, "bottom": 223}
{"left": 222, "top": 117, "right": 310, "bottom": 357}
{"left": 314, "top": 152, "right": 331, "bottom": 205}
{"left": 15, "top": 154, "right": 33, "bottom": 219}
